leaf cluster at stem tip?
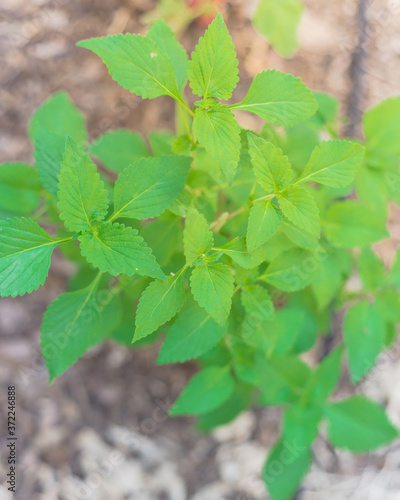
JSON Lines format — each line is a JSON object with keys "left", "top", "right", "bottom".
{"left": 0, "top": 12, "right": 399, "bottom": 500}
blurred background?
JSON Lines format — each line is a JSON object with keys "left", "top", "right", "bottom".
{"left": 1, "top": 0, "right": 400, "bottom": 499}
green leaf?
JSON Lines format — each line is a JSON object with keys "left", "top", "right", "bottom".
{"left": 230, "top": 70, "right": 317, "bottom": 127}
{"left": 324, "top": 201, "right": 389, "bottom": 248}
{"left": 234, "top": 360, "right": 258, "bottom": 386}
{"left": 263, "top": 233, "right": 295, "bottom": 261}
{"left": 241, "top": 284, "right": 275, "bottom": 320}
{"left": 306, "top": 346, "right": 342, "bottom": 403}
{"left": 58, "top": 137, "right": 109, "bottom": 232}
{"left": 297, "top": 140, "right": 365, "bottom": 188}
{"left": 242, "top": 307, "right": 277, "bottom": 355}
{"left": 134, "top": 270, "right": 186, "bottom": 341}
{"left": 157, "top": 300, "right": 225, "bottom": 364}
{"left": 375, "top": 288, "right": 400, "bottom": 328}
{"left": 325, "top": 396, "right": 399, "bottom": 452}
{"left": 278, "top": 186, "right": 320, "bottom": 237}
{"left": 141, "top": 215, "right": 182, "bottom": 268}
{"left": 263, "top": 439, "right": 312, "bottom": 500}
{"left": 343, "top": 300, "right": 385, "bottom": 382}
{"left": 197, "top": 382, "right": 252, "bottom": 431}
{"left": 29, "top": 91, "right": 87, "bottom": 143}
{"left": 31, "top": 92, "right": 89, "bottom": 199}
{"left": 281, "top": 220, "right": 319, "bottom": 250}
{"left": 147, "top": 19, "right": 188, "bottom": 91}
{"left": 187, "top": 13, "right": 238, "bottom": 100}
{"left": 248, "top": 134, "right": 292, "bottom": 193}
{"left": 108, "top": 293, "right": 136, "bottom": 347}
{"left": 253, "top": 0, "right": 303, "bottom": 57}
{"left": 0, "top": 218, "right": 61, "bottom": 297}
{"left": 198, "top": 343, "right": 231, "bottom": 368}
{"left": 41, "top": 276, "right": 102, "bottom": 381}
{"left": 148, "top": 131, "right": 175, "bottom": 156}
{"left": 183, "top": 208, "right": 214, "bottom": 266}
{"left": 256, "top": 353, "right": 311, "bottom": 405}
{"left": 0, "top": 163, "right": 41, "bottom": 215}
{"left": 112, "top": 155, "right": 191, "bottom": 221}
{"left": 387, "top": 248, "right": 400, "bottom": 288}
{"left": 170, "top": 366, "right": 235, "bottom": 416}
{"left": 78, "top": 221, "right": 164, "bottom": 280}
{"left": 310, "top": 91, "right": 340, "bottom": 129}
{"left": 241, "top": 315, "right": 276, "bottom": 353}
{"left": 273, "top": 305, "right": 317, "bottom": 355}
{"left": 283, "top": 405, "right": 322, "bottom": 449}
{"left": 355, "top": 164, "right": 388, "bottom": 217}
{"left": 311, "top": 250, "right": 350, "bottom": 309}
{"left": 88, "top": 130, "right": 149, "bottom": 172}
{"left": 358, "top": 248, "right": 385, "bottom": 291}
{"left": 216, "top": 237, "right": 264, "bottom": 269}
{"left": 193, "top": 103, "right": 240, "bottom": 184}
{"left": 190, "top": 262, "right": 235, "bottom": 325}
{"left": 247, "top": 200, "right": 282, "bottom": 251}
{"left": 99, "top": 291, "right": 123, "bottom": 337}
{"left": 240, "top": 302, "right": 278, "bottom": 353}
{"left": 363, "top": 97, "right": 400, "bottom": 162}
{"left": 172, "top": 134, "right": 192, "bottom": 155}
{"left": 260, "top": 248, "right": 319, "bottom": 292}
{"left": 281, "top": 125, "right": 319, "bottom": 172}
{"left": 34, "top": 128, "right": 67, "bottom": 198}
{"left": 77, "top": 33, "right": 181, "bottom": 101}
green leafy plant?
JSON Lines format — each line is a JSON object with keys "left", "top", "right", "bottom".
{"left": 1, "top": 14, "right": 400, "bottom": 499}
{"left": 252, "top": 0, "right": 304, "bottom": 56}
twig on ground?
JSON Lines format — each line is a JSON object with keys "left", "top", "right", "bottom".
{"left": 347, "top": 0, "right": 370, "bottom": 138}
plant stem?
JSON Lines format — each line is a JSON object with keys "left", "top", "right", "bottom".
{"left": 56, "top": 236, "right": 74, "bottom": 245}
{"left": 210, "top": 207, "right": 247, "bottom": 231}
{"left": 32, "top": 204, "right": 48, "bottom": 221}
{"left": 252, "top": 193, "right": 275, "bottom": 203}
{"left": 249, "top": 180, "right": 258, "bottom": 197}
{"left": 176, "top": 96, "right": 195, "bottom": 117}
